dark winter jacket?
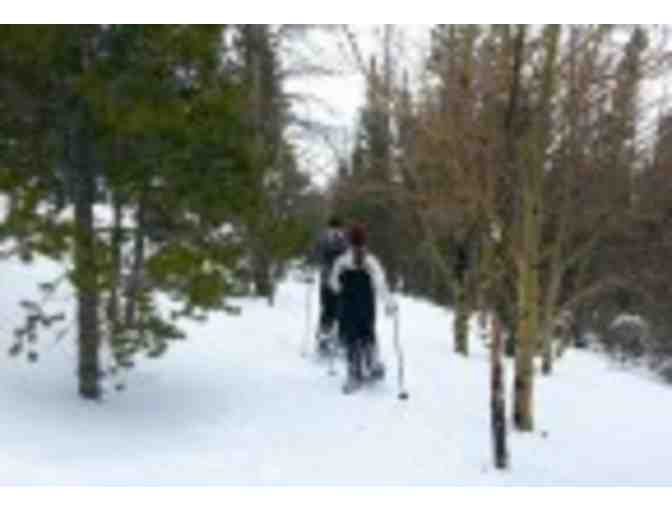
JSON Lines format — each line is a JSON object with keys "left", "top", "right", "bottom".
{"left": 311, "top": 228, "right": 348, "bottom": 283}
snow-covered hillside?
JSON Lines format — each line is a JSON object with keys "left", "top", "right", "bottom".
{"left": 2, "top": 255, "right": 672, "bottom": 486}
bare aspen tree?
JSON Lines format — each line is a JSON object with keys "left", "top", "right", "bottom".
{"left": 491, "top": 313, "right": 509, "bottom": 468}
{"left": 336, "top": 23, "right": 671, "bottom": 443}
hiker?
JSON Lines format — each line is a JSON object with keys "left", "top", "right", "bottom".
{"left": 310, "top": 216, "right": 348, "bottom": 354}
{"left": 330, "top": 223, "right": 398, "bottom": 394}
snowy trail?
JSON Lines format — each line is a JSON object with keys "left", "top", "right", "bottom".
{"left": 2, "top": 260, "right": 672, "bottom": 485}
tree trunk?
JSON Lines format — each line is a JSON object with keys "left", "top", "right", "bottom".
{"left": 244, "top": 25, "right": 277, "bottom": 307}
{"left": 514, "top": 242, "right": 536, "bottom": 431}
{"left": 252, "top": 248, "right": 275, "bottom": 305}
{"left": 513, "top": 135, "right": 543, "bottom": 432}
{"left": 72, "top": 126, "right": 101, "bottom": 400}
{"left": 454, "top": 242, "right": 470, "bottom": 356}
{"left": 541, "top": 262, "right": 565, "bottom": 375}
{"left": 513, "top": 24, "right": 560, "bottom": 432}
{"left": 125, "top": 190, "right": 146, "bottom": 329}
{"left": 502, "top": 24, "right": 534, "bottom": 430}
{"left": 541, "top": 329, "right": 554, "bottom": 375}
{"left": 454, "top": 275, "right": 469, "bottom": 356}
{"left": 108, "top": 192, "right": 123, "bottom": 358}
{"left": 505, "top": 328, "right": 517, "bottom": 358}
{"left": 108, "top": 194, "right": 122, "bottom": 325}
{"left": 69, "top": 33, "right": 104, "bottom": 400}
{"left": 491, "top": 314, "right": 509, "bottom": 469}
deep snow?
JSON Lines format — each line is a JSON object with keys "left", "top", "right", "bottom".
{"left": 2, "top": 255, "right": 672, "bottom": 486}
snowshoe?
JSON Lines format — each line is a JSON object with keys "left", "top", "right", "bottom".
{"left": 342, "top": 376, "right": 362, "bottom": 395}
{"left": 362, "top": 343, "right": 385, "bottom": 381}
{"left": 317, "top": 337, "right": 332, "bottom": 357}
{"left": 316, "top": 327, "right": 345, "bottom": 360}
{"left": 368, "top": 361, "right": 386, "bottom": 381}
{"left": 316, "top": 328, "right": 335, "bottom": 356}
{"left": 342, "top": 359, "right": 364, "bottom": 394}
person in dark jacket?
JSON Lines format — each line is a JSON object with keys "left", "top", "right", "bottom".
{"left": 330, "top": 223, "right": 398, "bottom": 394}
{"left": 311, "top": 216, "right": 348, "bottom": 353}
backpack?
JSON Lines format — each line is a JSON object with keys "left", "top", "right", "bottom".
{"left": 320, "top": 230, "right": 347, "bottom": 275}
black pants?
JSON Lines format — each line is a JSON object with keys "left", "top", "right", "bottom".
{"left": 339, "top": 269, "right": 377, "bottom": 379}
{"left": 319, "top": 283, "right": 340, "bottom": 333}
{"left": 343, "top": 332, "right": 376, "bottom": 379}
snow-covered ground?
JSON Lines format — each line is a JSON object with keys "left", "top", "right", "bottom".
{"left": 2, "top": 255, "right": 672, "bottom": 486}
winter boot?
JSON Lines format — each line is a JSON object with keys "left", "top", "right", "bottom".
{"left": 369, "top": 360, "right": 385, "bottom": 381}
{"left": 342, "top": 352, "right": 363, "bottom": 394}
{"left": 316, "top": 324, "right": 336, "bottom": 357}
{"left": 363, "top": 342, "right": 385, "bottom": 381}
{"left": 342, "top": 375, "right": 362, "bottom": 395}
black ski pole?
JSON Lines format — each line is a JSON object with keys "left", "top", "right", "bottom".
{"left": 301, "top": 271, "right": 314, "bottom": 358}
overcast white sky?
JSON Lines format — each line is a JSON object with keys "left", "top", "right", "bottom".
{"left": 284, "top": 25, "right": 431, "bottom": 187}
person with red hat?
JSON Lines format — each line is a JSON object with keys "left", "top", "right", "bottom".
{"left": 329, "top": 223, "right": 398, "bottom": 394}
